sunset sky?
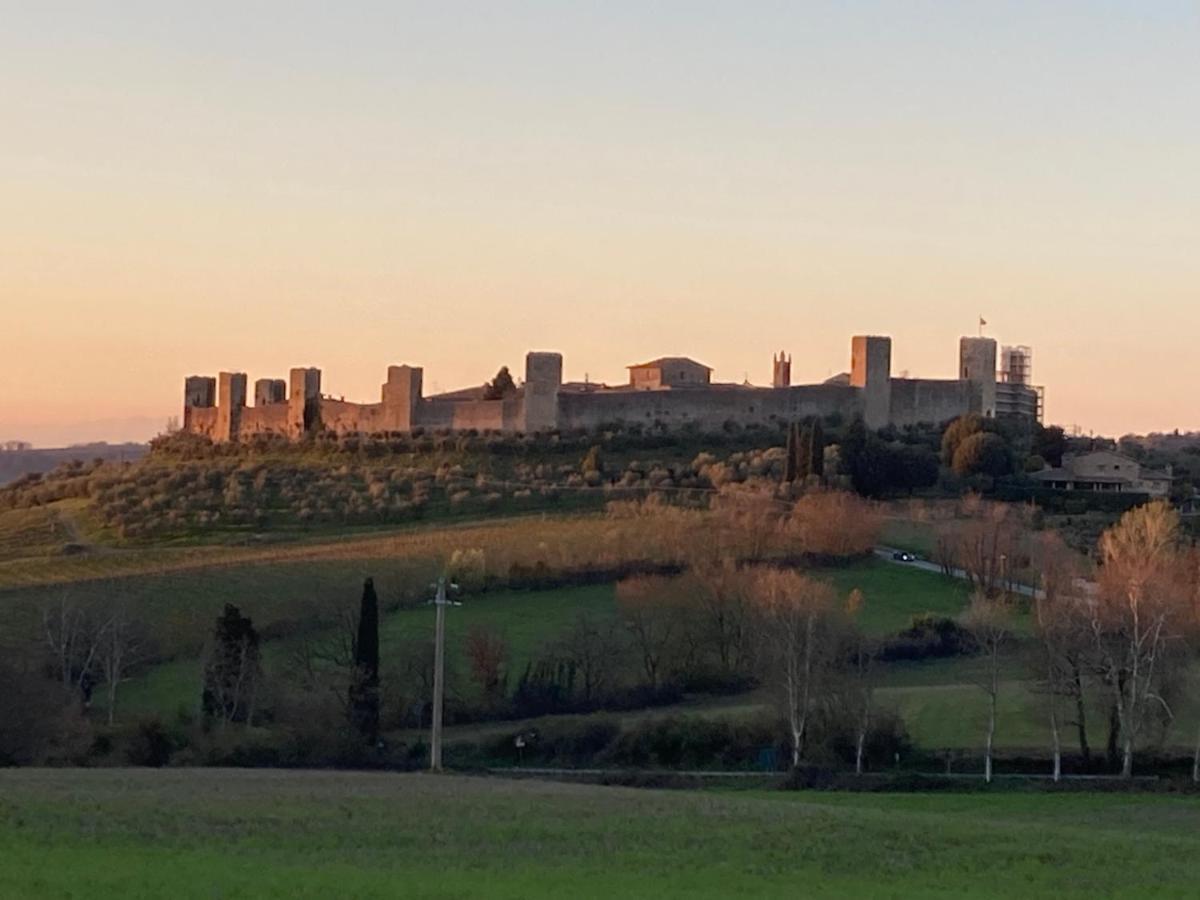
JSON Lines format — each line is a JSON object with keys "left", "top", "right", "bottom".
{"left": 2, "top": 2, "right": 1198, "bottom": 446}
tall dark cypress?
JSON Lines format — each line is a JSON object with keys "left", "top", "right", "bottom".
{"left": 350, "top": 577, "right": 381, "bottom": 743}
{"left": 784, "top": 422, "right": 799, "bottom": 483}
{"left": 797, "top": 422, "right": 813, "bottom": 480}
{"left": 809, "top": 417, "right": 825, "bottom": 479}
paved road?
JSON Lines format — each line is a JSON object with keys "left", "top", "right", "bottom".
{"left": 874, "top": 546, "right": 1043, "bottom": 599}
{"left": 486, "top": 766, "right": 1156, "bottom": 783}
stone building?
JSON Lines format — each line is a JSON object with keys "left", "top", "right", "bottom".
{"left": 627, "top": 357, "right": 713, "bottom": 390}
{"left": 182, "top": 334, "right": 1043, "bottom": 442}
{"left": 1030, "top": 450, "right": 1172, "bottom": 497}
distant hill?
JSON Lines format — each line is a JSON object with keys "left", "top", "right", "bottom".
{"left": 0, "top": 443, "right": 147, "bottom": 486}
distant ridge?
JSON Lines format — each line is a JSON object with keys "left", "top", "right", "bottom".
{"left": 0, "top": 442, "right": 147, "bottom": 486}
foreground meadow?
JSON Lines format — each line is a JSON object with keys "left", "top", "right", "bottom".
{"left": 1, "top": 769, "right": 1198, "bottom": 898}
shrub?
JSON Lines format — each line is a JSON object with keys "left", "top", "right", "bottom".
{"left": 876, "top": 615, "right": 979, "bottom": 662}
{"left": 126, "top": 717, "right": 182, "bottom": 767}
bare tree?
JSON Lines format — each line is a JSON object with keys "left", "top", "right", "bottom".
{"left": 96, "top": 603, "right": 148, "bottom": 726}
{"left": 964, "top": 591, "right": 1014, "bottom": 784}
{"left": 749, "top": 568, "right": 840, "bottom": 768}
{"left": 286, "top": 594, "right": 357, "bottom": 713}
{"left": 932, "top": 522, "right": 958, "bottom": 578}
{"left": 785, "top": 490, "right": 881, "bottom": 559}
{"left": 690, "top": 562, "right": 752, "bottom": 678}
{"left": 952, "top": 500, "right": 1030, "bottom": 598}
{"left": 1032, "top": 532, "right": 1091, "bottom": 779}
{"left": 1088, "top": 502, "right": 1187, "bottom": 779}
{"left": 557, "top": 611, "right": 623, "bottom": 705}
{"left": 465, "top": 626, "right": 509, "bottom": 707}
{"left": 41, "top": 590, "right": 105, "bottom": 705}
{"left": 712, "top": 485, "right": 784, "bottom": 563}
{"left": 616, "top": 575, "right": 686, "bottom": 691}
{"left": 843, "top": 588, "right": 875, "bottom": 775}
{"left": 1180, "top": 546, "right": 1200, "bottom": 784}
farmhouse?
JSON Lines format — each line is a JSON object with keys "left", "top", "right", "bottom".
{"left": 1031, "top": 450, "right": 1173, "bottom": 497}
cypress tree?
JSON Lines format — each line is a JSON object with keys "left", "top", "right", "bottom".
{"left": 784, "top": 422, "right": 799, "bottom": 483}
{"left": 809, "top": 417, "right": 825, "bottom": 479}
{"left": 797, "top": 422, "right": 813, "bottom": 480}
{"left": 350, "top": 577, "right": 381, "bottom": 744}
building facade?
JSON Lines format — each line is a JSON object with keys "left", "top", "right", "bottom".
{"left": 1030, "top": 450, "right": 1172, "bottom": 497}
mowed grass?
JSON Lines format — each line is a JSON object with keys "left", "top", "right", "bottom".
{"left": 1, "top": 769, "right": 1199, "bottom": 899}
{"left": 825, "top": 558, "right": 970, "bottom": 634}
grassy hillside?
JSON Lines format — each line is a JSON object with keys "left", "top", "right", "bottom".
{"left": 0, "top": 426, "right": 802, "bottom": 545}
{"left": 1, "top": 769, "right": 1198, "bottom": 898}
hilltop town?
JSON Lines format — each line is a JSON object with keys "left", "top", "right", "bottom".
{"left": 183, "top": 333, "right": 1044, "bottom": 442}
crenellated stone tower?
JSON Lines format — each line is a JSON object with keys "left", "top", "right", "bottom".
{"left": 287, "top": 367, "right": 321, "bottom": 438}
{"left": 254, "top": 378, "right": 287, "bottom": 407}
{"left": 381, "top": 364, "right": 424, "bottom": 432}
{"left": 959, "top": 337, "right": 998, "bottom": 419}
{"left": 850, "top": 335, "right": 892, "bottom": 429}
{"left": 183, "top": 376, "right": 216, "bottom": 431}
{"left": 216, "top": 372, "right": 248, "bottom": 442}
{"left": 523, "top": 352, "right": 563, "bottom": 432}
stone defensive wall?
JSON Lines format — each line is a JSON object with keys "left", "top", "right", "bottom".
{"left": 183, "top": 335, "right": 1009, "bottom": 442}
{"left": 557, "top": 383, "right": 862, "bottom": 431}
{"left": 887, "top": 378, "right": 977, "bottom": 428}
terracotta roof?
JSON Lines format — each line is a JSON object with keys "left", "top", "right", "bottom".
{"left": 627, "top": 357, "right": 712, "bottom": 371}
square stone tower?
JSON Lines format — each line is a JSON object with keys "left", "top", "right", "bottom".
{"left": 184, "top": 376, "right": 216, "bottom": 409}
{"left": 183, "top": 375, "right": 216, "bottom": 433}
{"left": 254, "top": 378, "right": 287, "bottom": 406}
{"left": 959, "top": 337, "right": 998, "bottom": 418}
{"left": 382, "top": 364, "right": 424, "bottom": 431}
{"left": 850, "top": 336, "right": 892, "bottom": 429}
{"left": 523, "top": 352, "right": 563, "bottom": 432}
{"left": 287, "top": 367, "right": 322, "bottom": 438}
{"left": 216, "top": 372, "right": 248, "bottom": 442}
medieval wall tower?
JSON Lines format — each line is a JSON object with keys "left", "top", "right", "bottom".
{"left": 958, "top": 337, "right": 998, "bottom": 419}
{"left": 381, "top": 364, "right": 424, "bottom": 431}
{"left": 287, "top": 367, "right": 322, "bottom": 438}
{"left": 216, "top": 372, "right": 248, "bottom": 442}
{"left": 254, "top": 378, "right": 286, "bottom": 407}
{"left": 183, "top": 376, "right": 216, "bottom": 432}
{"left": 523, "top": 352, "right": 563, "bottom": 432}
{"left": 850, "top": 335, "right": 892, "bottom": 429}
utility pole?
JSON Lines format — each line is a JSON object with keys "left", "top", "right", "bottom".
{"left": 429, "top": 576, "right": 459, "bottom": 772}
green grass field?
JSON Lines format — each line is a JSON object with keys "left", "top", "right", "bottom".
{"left": 1, "top": 769, "right": 1198, "bottom": 898}
{"left": 109, "top": 558, "right": 971, "bottom": 718}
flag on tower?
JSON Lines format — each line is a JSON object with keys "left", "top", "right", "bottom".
{"left": 979, "top": 316, "right": 987, "bottom": 328}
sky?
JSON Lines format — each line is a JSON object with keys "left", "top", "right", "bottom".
{"left": 2, "top": 1, "right": 1198, "bottom": 446}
